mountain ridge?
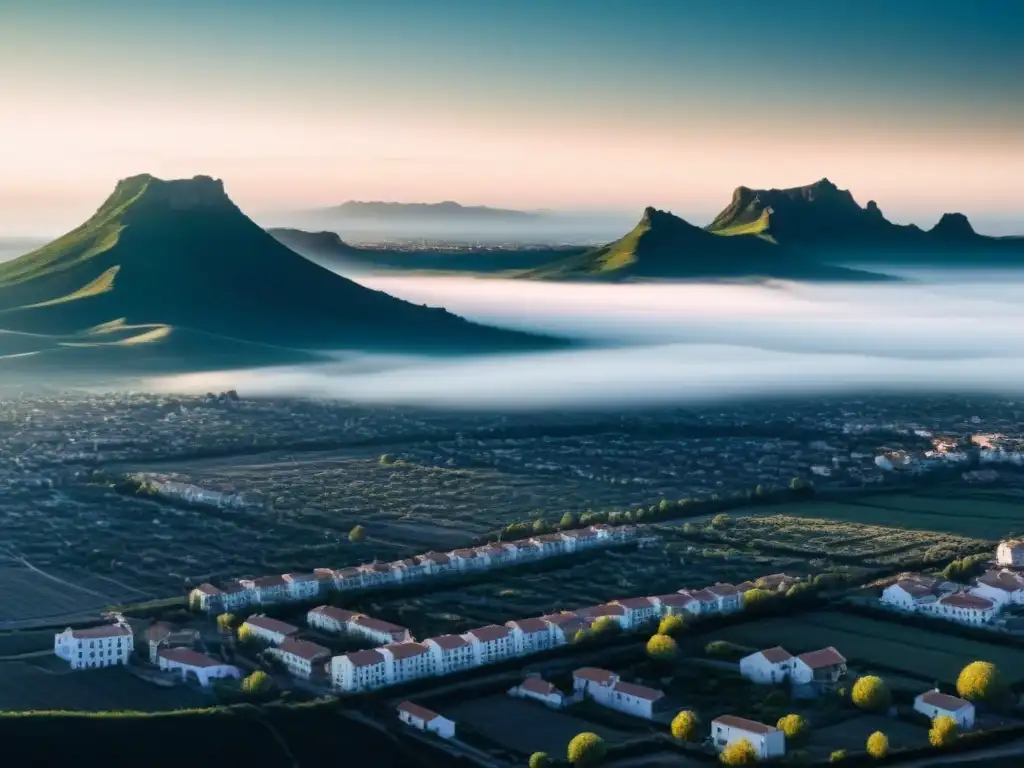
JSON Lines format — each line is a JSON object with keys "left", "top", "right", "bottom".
{"left": 0, "top": 174, "right": 563, "bottom": 373}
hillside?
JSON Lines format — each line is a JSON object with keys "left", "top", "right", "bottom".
{"left": 708, "top": 178, "right": 1024, "bottom": 263}
{"left": 269, "top": 227, "right": 587, "bottom": 275}
{"left": 520, "top": 207, "right": 889, "bottom": 282}
{"left": 0, "top": 175, "right": 561, "bottom": 374}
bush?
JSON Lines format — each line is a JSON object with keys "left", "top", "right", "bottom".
{"left": 720, "top": 738, "right": 757, "bottom": 765}
{"left": 704, "top": 640, "right": 752, "bottom": 660}
{"left": 829, "top": 749, "right": 848, "bottom": 763}
{"left": 852, "top": 676, "right": 891, "bottom": 712}
{"left": 567, "top": 732, "right": 606, "bottom": 767}
{"left": 929, "top": 715, "right": 960, "bottom": 747}
{"left": 591, "top": 617, "right": 621, "bottom": 637}
{"left": 956, "top": 661, "right": 1006, "bottom": 704}
{"left": 216, "top": 613, "right": 236, "bottom": 632}
{"left": 658, "top": 615, "right": 685, "bottom": 637}
{"left": 741, "top": 588, "right": 776, "bottom": 608}
{"left": 348, "top": 525, "right": 366, "bottom": 542}
{"left": 866, "top": 731, "right": 888, "bottom": 759}
{"left": 646, "top": 634, "right": 678, "bottom": 664}
{"left": 776, "top": 714, "right": 808, "bottom": 742}
{"left": 529, "top": 752, "right": 550, "bottom": 768}
{"left": 670, "top": 710, "right": 699, "bottom": 742}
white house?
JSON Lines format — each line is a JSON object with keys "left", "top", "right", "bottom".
{"left": 599, "top": 681, "right": 666, "bottom": 720}
{"left": 560, "top": 528, "right": 600, "bottom": 552}
{"left": 240, "top": 614, "right": 300, "bottom": 645}
{"left": 971, "top": 570, "right": 1024, "bottom": 607}
{"left": 933, "top": 592, "right": 998, "bottom": 624}
{"left": 573, "top": 667, "right": 618, "bottom": 695}
{"left": 349, "top": 614, "right": 411, "bottom": 644}
{"left": 425, "top": 634, "right": 477, "bottom": 675}
{"left": 282, "top": 573, "right": 322, "bottom": 601}
{"left": 740, "top": 647, "right": 794, "bottom": 684}
{"left": 914, "top": 690, "right": 976, "bottom": 730}
{"left": 711, "top": 715, "right": 786, "bottom": 760}
{"left": 687, "top": 589, "right": 720, "bottom": 614}
{"left": 270, "top": 638, "right": 330, "bottom": 679}
{"left": 190, "top": 583, "right": 224, "bottom": 612}
{"left": 146, "top": 622, "right": 200, "bottom": 663}
{"left": 306, "top": 605, "right": 357, "bottom": 633}
{"left": 707, "top": 583, "right": 742, "bottom": 613}
{"left": 610, "top": 597, "right": 659, "bottom": 628}
{"left": 449, "top": 548, "right": 483, "bottom": 570}
{"left": 508, "top": 676, "right": 568, "bottom": 708}
{"left": 576, "top": 603, "right": 629, "bottom": 629}
{"left": 791, "top": 647, "right": 847, "bottom": 689}
{"left": 359, "top": 562, "right": 396, "bottom": 587}
{"left": 462, "top": 625, "right": 516, "bottom": 665}
{"left": 335, "top": 567, "right": 364, "bottom": 590}
{"left": 652, "top": 593, "right": 696, "bottom": 617}
{"left": 219, "top": 580, "right": 255, "bottom": 610}
{"left": 530, "top": 534, "right": 565, "bottom": 557}
{"left": 54, "top": 623, "right": 134, "bottom": 670}
{"left": 397, "top": 701, "right": 456, "bottom": 740}
{"left": 240, "top": 575, "right": 288, "bottom": 604}
{"left": 506, "top": 617, "right": 555, "bottom": 654}
{"left": 157, "top": 647, "right": 240, "bottom": 687}
{"left": 540, "top": 612, "right": 586, "bottom": 645}
{"left": 332, "top": 649, "right": 389, "bottom": 691}
{"left": 997, "top": 539, "right": 1024, "bottom": 568}
{"left": 416, "top": 552, "right": 453, "bottom": 574}
{"left": 380, "top": 642, "right": 434, "bottom": 685}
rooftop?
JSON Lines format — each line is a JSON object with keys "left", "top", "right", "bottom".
{"left": 713, "top": 715, "right": 778, "bottom": 735}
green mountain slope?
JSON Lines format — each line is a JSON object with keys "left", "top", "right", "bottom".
{"left": 0, "top": 175, "right": 561, "bottom": 372}
{"left": 708, "top": 178, "right": 1024, "bottom": 263}
{"left": 519, "top": 207, "right": 888, "bottom": 281}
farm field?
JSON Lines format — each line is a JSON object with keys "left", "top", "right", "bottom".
{"left": 708, "top": 611, "right": 1024, "bottom": 686}
{"left": 735, "top": 489, "right": 1024, "bottom": 540}
{"left": 0, "top": 658, "right": 209, "bottom": 712}
{"left": 443, "top": 694, "right": 632, "bottom": 756}
{"left": 686, "top": 514, "right": 990, "bottom": 569}
{"left": 0, "top": 565, "right": 140, "bottom": 628}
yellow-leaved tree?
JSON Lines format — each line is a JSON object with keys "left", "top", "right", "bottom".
{"left": 567, "top": 732, "right": 606, "bottom": 767}
{"left": 720, "top": 738, "right": 758, "bottom": 765}
{"left": 956, "top": 661, "right": 1005, "bottom": 703}
{"left": 671, "top": 710, "right": 699, "bottom": 742}
{"left": 929, "top": 715, "right": 960, "bottom": 747}
{"left": 866, "top": 731, "right": 888, "bottom": 759}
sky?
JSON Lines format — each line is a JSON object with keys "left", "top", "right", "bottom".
{"left": 2, "top": 0, "right": 1022, "bottom": 235}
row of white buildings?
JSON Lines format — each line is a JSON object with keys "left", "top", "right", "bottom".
{"left": 190, "top": 524, "right": 642, "bottom": 613}
{"left": 880, "top": 565, "right": 1024, "bottom": 626}
{"left": 328, "top": 572, "right": 803, "bottom": 693}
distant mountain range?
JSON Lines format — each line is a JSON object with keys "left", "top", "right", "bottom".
{"left": 322, "top": 200, "right": 539, "bottom": 222}
{"left": 708, "top": 178, "right": 1024, "bottom": 263}
{"left": 0, "top": 175, "right": 561, "bottom": 376}
{"left": 518, "top": 206, "right": 888, "bottom": 282}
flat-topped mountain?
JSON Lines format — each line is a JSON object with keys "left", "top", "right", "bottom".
{"left": 708, "top": 178, "right": 1022, "bottom": 263}
{"left": 0, "top": 174, "right": 561, "bottom": 373}
{"left": 519, "top": 206, "right": 887, "bottom": 282}
{"left": 327, "top": 200, "right": 538, "bottom": 221}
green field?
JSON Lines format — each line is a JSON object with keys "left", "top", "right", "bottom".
{"left": 733, "top": 489, "right": 1024, "bottom": 540}
{"left": 708, "top": 611, "right": 1024, "bottom": 686}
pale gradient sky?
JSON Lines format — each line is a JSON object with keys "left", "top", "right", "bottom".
{"left": 1, "top": 0, "right": 1022, "bottom": 235}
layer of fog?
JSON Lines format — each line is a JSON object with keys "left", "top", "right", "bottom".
{"left": 148, "top": 270, "right": 1024, "bottom": 409}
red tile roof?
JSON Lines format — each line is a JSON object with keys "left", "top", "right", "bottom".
{"left": 976, "top": 570, "right": 1024, "bottom": 592}
{"left": 713, "top": 715, "right": 778, "bottom": 735}
{"left": 428, "top": 634, "right": 469, "bottom": 650}
{"left": 612, "top": 597, "right": 655, "bottom": 610}
{"left": 69, "top": 623, "right": 132, "bottom": 640}
{"left": 577, "top": 604, "right": 626, "bottom": 618}
{"left": 655, "top": 593, "right": 695, "bottom": 606}
{"left": 158, "top": 648, "right": 228, "bottom": 668}
{"left": 383, "top": 642, "right": 430, "bottom": 660}
{"left": 351, "top": 615, "right": 408, "bottom": 636}
{"left": 540, "top": 612, "right": 579, "bottom": 626}
{"left": 466, "top": 625, "right": 510, "bottom": 642}
{"left": 941, "top": 593, "right": 995, "bottom": 610}
{"left": 613, "top": 681, "right": 664, "bottom": 702}
{"left": 918, "top": 690, "right": 971, "bottom": 711}
{"left": 689, "top": 589, "right": 718, "bottom": 603}
{"left": 343, "top": 649, "right": 385, "bottom": 667}
{"left": 283, "top": 573, "right": 317, "bottom": 583}
{"left": 759, "top": 646, "right": 793, "bottom": 664}
{"left": 250, "top": 575, "right": 286, "bottom": 588}
{"left": 193, "top": 583, "right": 222, "bottom": 596}
{"left": 308, "top": 605, "right": 356, "bottom": 623}
{"left": 277, "top": 637, "right": 330, "bottom": 661}
{"left": 519, "top": 677, "right": 560, "bottom": 696}
{"left": 398, "top": 701, "right": 439, "bottom": 723}
{"left": 797, "top": 647, "right": 847, "bottom": 669}
{"left": 243, "top": 615, "right": 299, "bottom": 636}
{"left": 574, "top": 667, "right": 617, "bottom": 685}
{"left": 708, "top": 583, "right": 739, "bottom": 597}
{"left": 506, "top": 618, "right": 549, "bottom": 634}
{"left": 147, "top": 621, "right": 173, "bottom": 643}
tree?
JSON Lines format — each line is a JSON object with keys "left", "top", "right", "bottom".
{"left": 829, "top": 750, "right": 848, "bottom": 763}
{"left": 567, "top": 732, "right": 606, "bottom": 767}
{"left": 741, "top": 588, "right": 776, "bottom": 609}
{"left": 929, "top": 715, "right": 960, "bottom": 747}
{"left": 957, "top": 661, "right": 1006, "bottom": 703}
{"left": 559, "top": 511, "right": 578, "bottom": 530}
{"left": 378, "top": 453, "right": 393, "bottom": 465}
{"left": 216, "top": 613, "right": 236, "bottom": 632}
{"left": 711, "top": 513, "right": 730, "bottom": 528}
{"left": 533, "top": 518, "right": 549, "bottom": 533}
{"left": 658, "top": 614, "right": 685, "bottom": 637}
{"left": 348, "top": 524, "right": 366, "bottom": 542}
{"left": 188, "top": 591, "right": 202, "bottom": 612}
{"left": 852, "top": 675, "right": 891, "bottom": 711}
{"left": 237, "top": 623, "right": 255, "bottom": 644}
{"left": 671, "top": 710, "right": 699, "bottom": 742}
{"left": 776, "top": 714, "right": 809, "bottom": 742}
{"left": 241, "top": 670, "right": 273, "bottom": 696}
{"left": 646, "top": 633, "right": 678, "bottom": 664}
{"left": 529, "top": 753, "right": 550, "bottom": 768}
{"left": 866, "top": 731, "right": 888, "bottom": 759}
{"left": 591, "top": 616, "right": 621, "bottom": 637}
{"left": 720, "top": 738, "right": 757, "bottom": 765}
{"left": 658, "top": 499, "right": 672, "bottom": 514}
